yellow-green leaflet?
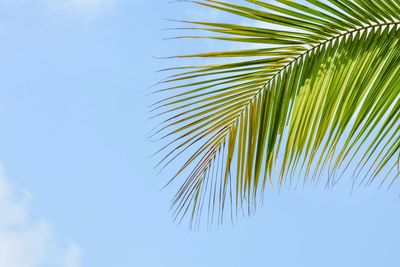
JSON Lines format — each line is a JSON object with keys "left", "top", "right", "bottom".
{"left": 151, "top": 0, "right": 400, "bottom": 229}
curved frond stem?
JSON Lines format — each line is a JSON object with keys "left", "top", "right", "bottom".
{"left": 153, "top": 0, "right": 400, "bottom": 228}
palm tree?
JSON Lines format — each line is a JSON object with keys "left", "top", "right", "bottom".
{"left": 151, "top": 0, "right": 400, "bottom": 228}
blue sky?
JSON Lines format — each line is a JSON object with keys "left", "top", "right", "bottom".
{"left": 0, "top": 1, "right": 399, "bottom": 267}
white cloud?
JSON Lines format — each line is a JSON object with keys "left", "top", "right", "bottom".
{"left": 0, "top": 164, "right": 83, "bottom": 267}
{"left": 63, "top": 244, "right": 83, "bottom": 267}
{"left": 46, "top": 0, "right": 116, "bottom": 18}
{"left": 0, "top": 0, "right": 116, "bottom": 18}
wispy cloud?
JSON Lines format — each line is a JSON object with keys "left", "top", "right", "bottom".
{"left": 0, "top": 164, "right": 83, "bottom": 267}
{"left": 46, "top": 0, "right": 116, "bottom": 18}
{"left": 0, "top": 0, "right": 117, "bottom": 18}
{"left": 63, "top": 244, "right": 83, "bottom": 267}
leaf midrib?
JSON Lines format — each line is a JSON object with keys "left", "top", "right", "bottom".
{"left": 220, "top": 21, "right": 400, "bottom": 140}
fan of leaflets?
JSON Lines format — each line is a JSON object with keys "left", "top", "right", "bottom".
{"left": 151, "top": 0, "right": 400, "bottom": 228}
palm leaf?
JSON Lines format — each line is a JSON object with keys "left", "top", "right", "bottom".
{"left": 151, "top": 0, "right": 400, "bottom": 229}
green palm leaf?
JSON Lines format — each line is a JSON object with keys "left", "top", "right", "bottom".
{"left": 152, "top": 0, "right": 400, "bottom": 228}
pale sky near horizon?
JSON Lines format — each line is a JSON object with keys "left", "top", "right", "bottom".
{"left": 0, "top": 1, "right": 400, "bottom": 267}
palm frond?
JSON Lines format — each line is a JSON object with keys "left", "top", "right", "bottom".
{"left": 152, "top": 0, "right": 400, "bottom": 229}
